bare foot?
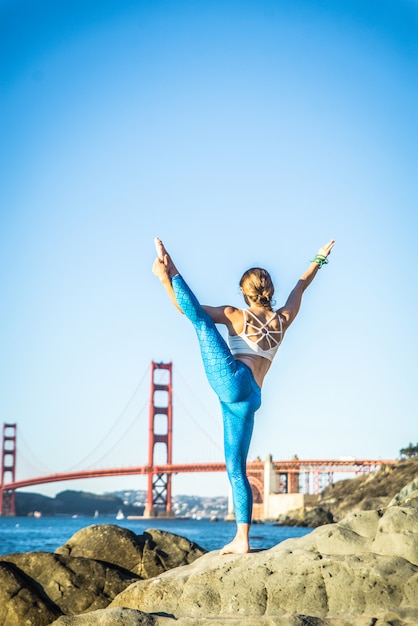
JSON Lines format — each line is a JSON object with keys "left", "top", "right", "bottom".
{"left": 154, "top": 237, "right": 179, "bottom": 277}
{"left": 154, "top": 237, "right": 165, "bottom": 260}
{"left": 220, "top": 537, "right": 250, "bottom": 555}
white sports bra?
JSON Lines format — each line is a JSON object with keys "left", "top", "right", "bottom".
{"left": 228, "top": 309, "right": 283, "bottom": 362}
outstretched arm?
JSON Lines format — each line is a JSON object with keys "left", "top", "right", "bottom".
{"left": 279, "top": 240, "right": 335, "bottom": 329}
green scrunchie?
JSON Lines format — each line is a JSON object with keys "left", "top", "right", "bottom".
{"left": 311, "top": 254, "right": 329, "bottom": 268}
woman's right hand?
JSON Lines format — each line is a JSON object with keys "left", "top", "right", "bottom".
{"left": 152, "top": 257, "right": 170, "bottom": 281}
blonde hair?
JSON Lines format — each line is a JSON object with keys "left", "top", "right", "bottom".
{"left": 239, "top": 267, "right": 275, "bottom": 310}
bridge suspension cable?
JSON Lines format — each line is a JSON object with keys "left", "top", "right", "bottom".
{"left": 16, "top": 426, "right": 55, "bottom": 476}
{"left": 82, "top": 400, "right": 149, "bottom": 470}
{"left": 173, "top": 392, "right": 222, "bottom": 457}
{"left": 173, "top": 367, "right": 223, "bottom": 459}
{"left": 175, "top": 367, "right": 222, "bottom": 429}
{"left": 64, "top": 365, "right": 150, "bottom": 472}
{"left": 15, "top": 362, "right": 223, "bottom": 481}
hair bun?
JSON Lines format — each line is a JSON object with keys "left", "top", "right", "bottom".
{"left": 239, "top": 267, "right": 275, "bottom": 309}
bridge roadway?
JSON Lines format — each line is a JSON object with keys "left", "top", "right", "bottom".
{"left": 2, "top": 458, "right": 394, "bottom": 491}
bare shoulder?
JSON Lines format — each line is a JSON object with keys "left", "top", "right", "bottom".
{"left": 202, "top": 304, "right": 240, "bottom": 325}
{"left": 224, "top": 305, "right": 241, "bottom": 317}
{"left": 224, "top": 306, "right": 245, "bottom": 334}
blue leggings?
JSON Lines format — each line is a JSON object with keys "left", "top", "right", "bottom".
{"left": 172, "top": 275, "right": 261, "bottom": 524}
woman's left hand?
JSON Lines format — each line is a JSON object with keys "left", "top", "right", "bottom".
{"left": 317, "top": 240, "right": 335, "bottom": 258}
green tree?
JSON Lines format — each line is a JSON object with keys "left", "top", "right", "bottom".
{"left": 399, "top": 442, "right": 418, "bottom": 458}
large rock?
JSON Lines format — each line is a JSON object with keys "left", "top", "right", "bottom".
{"left": 50, "top": 608, "right": 377, "bottom": 625}
{"left": 50, "top": 607, "right": 163, "bottom": 625}
{"left": 0, "top": 525, "right": 204, "bottom": 626}
{"left": 110, "top": 505, "right": 418, "bottom": 625}
{"left": 55, "top": 524, "right": 206, "bottom": 579}
{"left": 389, "top": 477, "right": 418, "bottom": 507}
{"left": 276, "top": 505, "right": 335, "bottom": 527}
{"left": 1, "top": 551, "right": 138, "bottom": 615}
{"left": 3, "top": 498, "right": 418, "bottom": 626}
{"left": 0, "top": 560, "right": 62, "bottom": 625}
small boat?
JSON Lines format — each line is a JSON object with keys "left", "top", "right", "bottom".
{"left": 116, "top": 509, "right": 125, "bottom": 520}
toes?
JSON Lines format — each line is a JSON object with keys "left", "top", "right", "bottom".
{"left": 154, "top": 237, "right": 165, "bottom": 259}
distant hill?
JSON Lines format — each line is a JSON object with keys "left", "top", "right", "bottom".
{"left": 14, "top": 489, "right": 226, "bottom": 519}
{"left": 15, "top": 490, "right": 144, "bottom": 517}
{"left": 320, "top": 456, "right": 418, "bottom": 520}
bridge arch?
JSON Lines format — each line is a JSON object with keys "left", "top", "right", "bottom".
{"left": 248, "top": 476, "right": 263, "bottom": 504}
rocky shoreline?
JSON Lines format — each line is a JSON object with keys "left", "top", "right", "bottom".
{"left": 0, "top": 462, "right": 417, "bottom": 625}
{"left": 275, "top": 457, "right": 418, "bottom": 528}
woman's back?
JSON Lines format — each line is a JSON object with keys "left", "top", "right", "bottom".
{"left": 221, "top": 305, "right": 284, "bottom": 387}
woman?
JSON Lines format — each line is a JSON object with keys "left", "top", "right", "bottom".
{"left": 152, "top": 237, "right": 335, "bottom": 554}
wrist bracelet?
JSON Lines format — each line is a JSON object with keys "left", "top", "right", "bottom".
{"left": 311, "top": 254, "right": 329, "bottom": 268}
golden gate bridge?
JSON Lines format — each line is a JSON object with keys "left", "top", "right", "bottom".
{"left": 0, "top": 361, "right": 395, "bottom": 517}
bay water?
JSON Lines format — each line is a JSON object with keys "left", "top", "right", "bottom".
{"left": 0, "top": 515, "right": 312, "bottom": 556}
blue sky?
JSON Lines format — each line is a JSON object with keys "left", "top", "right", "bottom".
{"left": 1, "top": 0, "right": 417, "bottom": 498}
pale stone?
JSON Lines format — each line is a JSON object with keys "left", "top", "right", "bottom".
{"left": 4, "top": 492, "right": 418, "bottom": 625}
{"left": 51, "top": 607, "right": 163, "bottom": 625}
{"left": 56, "top": 524, "right": 206, "bottom": 578}
{"left": 389, "top": 477, "right": 418, "bottom": 507}
{"left": 110, "top": 506, "right": 418, "bottom": 624}
{"left": 371, "top": 507, "right": 418, "bottom": 566}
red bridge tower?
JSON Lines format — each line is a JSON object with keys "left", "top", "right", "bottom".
{"left": 0, "top": 423, "right": 17, "bottom": 516}
{"left": 144, "top": 361, "right": 174, "bottom": 517}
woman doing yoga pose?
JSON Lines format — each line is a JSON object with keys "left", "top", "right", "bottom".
{"left": 152, "top": 237, "right": 335, "bottom": 554}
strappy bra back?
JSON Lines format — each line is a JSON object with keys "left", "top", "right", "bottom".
{"left": 228, "top": 309, "right": 283, "bottom": 362}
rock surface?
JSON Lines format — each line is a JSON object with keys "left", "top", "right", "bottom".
{"left": 55, "top": 524, "right": 206, "bottom": 579}
{"left": 110, "top": 505, "right": 418, "bottom": 625}
{"left": 1, "top": 551, "right": 138, "bottom": 615}
{"left": 1, "top": 464, "right": 418, "bottom": 625}
{"left": 275, "top": 505, "right": 335, "bottom": 527}
{"left": 51, "top": 607, "right": 163, "bottom": 625}
{"left": 0, "top": 527, "right": 205, "bottom": 626}
{"left": 49, "top": 608, "right": 385, "bottom": 626}
{"left": 0, "top": 560, "right": 62, "bottom": 626}
{"left": 389, "top": 477, "right": 418, "bottom": 507}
